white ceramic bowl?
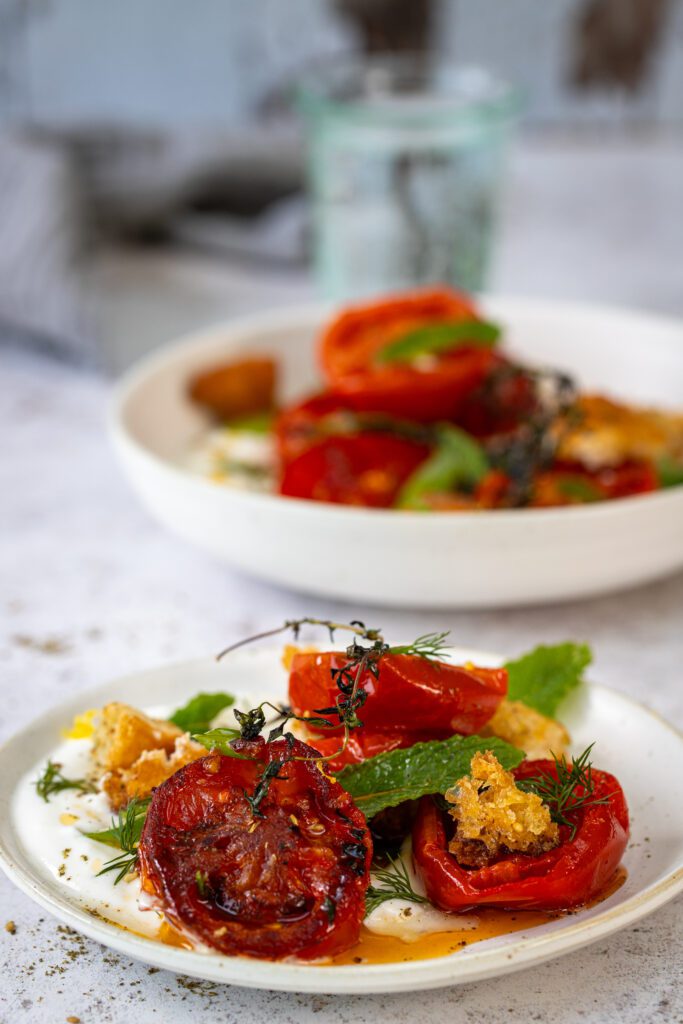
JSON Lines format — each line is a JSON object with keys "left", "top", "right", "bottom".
{"left": 110, "top": 297, "right": 683, "bottom": 608}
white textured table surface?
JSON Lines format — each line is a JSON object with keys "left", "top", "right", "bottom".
{"left": 2, "top": 136, "right": 683, "bottom": 1023}
{"left": 2, "top": 346, "right": 682, "bottom": 1023}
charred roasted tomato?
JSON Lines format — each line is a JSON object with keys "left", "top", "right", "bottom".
{"left": 320, "top": 287, "right": 479, "bottom": 381}
{"left": 279, "top": 432, "right": 430, "bottom": 507}
{"left": 318, "top": 288, "right": 499, "bottom": 424}
{"left": 289, "top": 652, "right": 507, "bottom": 734}
{"left": 412, "top": 760, "right": 629, "bottom": 912}
{"left": 138, "top": 737, "right": 372, "bottom": 960}
{"left": 326, "top": 348, "right": 499, "bottom": 424}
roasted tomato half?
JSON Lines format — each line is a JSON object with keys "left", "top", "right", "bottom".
{"left": 317, "top": 288, "right": 498, "bottom": 424}
{"left": 138, "top": 737, "right": 372, "bottom": 960}
{"left": 320, "top": 287, "right": 478, "bottom": 381}
{"left": 326, "top": 348, "right": 499, "bottom": 424}
{"left": 304, "top": 725, "right": 451, "bottom": 772}
{"left": 412, "top": 760, "right": 629, "bottom": 912}
{"left": 289, "top": 652, "right": 507, "bottom": 735}
{"left": 279, "top": 432, "right": 430, "bottom": 507}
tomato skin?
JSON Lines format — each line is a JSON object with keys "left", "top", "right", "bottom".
{"left": 320, "top": 287, "right": 478, "bottom": 381}
{"left": 289, "top": 652, "right": 507, "bottom": 735}
{"left": 279, "top": 433, "right": 430, "bottom": 507}
{"left": 275, "top": 392, "right": 351, "bottom": 465}
{"left": 138, "top": 739, "right": 372, "bottom": 960}
{"left": 304, "top": 726, "right": 451, "bottom": 772}
{"left": 412, "top": 760, "right": 629, "bottom": 912}
{"left": 328, "top": 347, "right": 498, "bottom": 424}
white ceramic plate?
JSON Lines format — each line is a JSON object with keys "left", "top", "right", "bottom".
{"left": 0, "top": 646, "right": 681, "bottom": 994}
{"left": 109, "top": 297, "right": 683, "bottom": 609}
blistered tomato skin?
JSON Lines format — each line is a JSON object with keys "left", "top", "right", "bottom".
{"left": 319, "top": 287, "right": 478, "bottom": 381}
{"left": 304, "top": 726, "right": 452, "bottom": 772}
{"left": 138, "top": 738, "right": 372, "bottom": 960}
{"left": 279, "top": 433, "right": 430, "bottom": 507}
{"left": 289, "top": 652, "right": 507, "bottom": 736}
{"left": 412, "top": 761, "right": 629, "bottom": 912}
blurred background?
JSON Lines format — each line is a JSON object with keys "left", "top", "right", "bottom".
{"left": 1, "top": 0, "right": 682, "bottom": 371}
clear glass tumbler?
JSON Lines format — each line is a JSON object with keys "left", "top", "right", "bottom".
{"left": 298, "top": 55, "right": 520, "bottom": 301}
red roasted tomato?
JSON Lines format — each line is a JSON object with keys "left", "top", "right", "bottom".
{"left": 304, "top": 725, "right": 451, "bottom": 772}
{"left": 320, "top": 287, "right": 479, "bottom": 381}
{"left": 138, "top": 737, "right": 372, "bottom": 960}
{"left": 289, "top": 652, "right": 507, "bottom": 735}
{"left": 279, "top": 432, "right": 430, "bottom": 507}
{"left": 412, "top": 760, "right": 629, "bottom": 912}
{"left": 275, "top": 392, "right": 352, "bottom": 466}
{"left": 326, "top": 347, "right": 499, "bottom": 424}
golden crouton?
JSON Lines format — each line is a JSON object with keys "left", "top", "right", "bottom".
{"left": 103, "top": 734, "right": 205, "bottom": 809}
{"left": 92, "top": 703, "right": 184, "bottom": 774}
{"left": 557, "top": 394, "right": 683, "bottom": 470}
{"left": 481, "top": 699, "right": 570, "bottom": 760}
{"left": 446, "top": 751, "right": 559, "bottom": 868}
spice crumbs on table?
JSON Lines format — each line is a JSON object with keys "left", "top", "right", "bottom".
{"left": 5, "top": 920, "right": 16, "bottom": 934}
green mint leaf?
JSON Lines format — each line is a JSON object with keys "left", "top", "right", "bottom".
{"left": 396, "top": 425, "right": 489, "bottom": 509}
{"left": 193, "top": 727, "right": 256, "bottom": 759}
{"left": 337, "top": 734, "right": 523, "bottom": 820}
{"left": 505, "top": 642, "right": 592, "bottom": 717}
{"left": 657, "top": 456, "right": 683, "bottom": 489}
{"left": 556, "top": 476, "right": 603, "bottom": 503}
{"left": 226, "top": 411, "right": 274, "bottom": 433}
{"left": 169, "top": 692, "right": 235, "bottom": 733}
{"left": 375, "top": 319, "right": 501, "bottom": 366}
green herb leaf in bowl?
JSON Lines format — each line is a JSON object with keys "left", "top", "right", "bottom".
{"left": 375, "top": 319, "right": 501, "bottom": 366}
{"left": 396, "top": 425, "right": 489, "bottom": 510}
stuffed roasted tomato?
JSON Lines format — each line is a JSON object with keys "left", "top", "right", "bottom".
{"left": 412, "top": 757, "right": 629, "bottom": 912}
{"left": 138, "top": 736, "right": 372, "bottom": 960}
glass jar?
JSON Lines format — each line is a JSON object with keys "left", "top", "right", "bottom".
{"left": 298, "top": 54, "right": 520, "bottom": 301}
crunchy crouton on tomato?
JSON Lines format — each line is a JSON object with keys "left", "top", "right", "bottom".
{"left": 481, "top": 699, "right": 570, "bottom": 760}
{"left": 446, "top": 751, "right": 559, "bottom": 868}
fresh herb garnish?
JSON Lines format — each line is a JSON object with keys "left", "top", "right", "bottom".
{"left": 35, "top": 760, "right": 96, "bottom": 803}
{"left": 337, "top": 734, "right": 523, "bottom": 820}
{"left": 226, "top": 411, "right": 274, "bottom": 434}
{"left": 657, "top": 456, "right": 683, "bottom": 489}
{"left": 556, "top": 476, "right": 603, "bottom": 503}
{"left": 169, "top": 691, "right": 235, "bottom": 733}
{"left": 517, "top": 744, "right": 612, "bottom": 840}
{"left": 375, "top": 319, "right": 501, "bottom": 366}
{"left": 83, "top": 796, "right": 150, "bottom": 884}
{"left": 389, "top": 631, "right": 451, "bottom": 661}
{"left": 212, "top": 619, "right": 458, "bottom": 816}
{"left": 195, "top": 869, "right": 210, "bottom": 899}
{"left": 396, "top": 425, "right": 489, "bottom": 509}
{"left": 365, "top": 855, "right": 430, "bottom": 916}
{"left": 505, "top": 642, "right": 592, "bottom": 717}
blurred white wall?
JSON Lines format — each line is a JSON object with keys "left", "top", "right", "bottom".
{"left": 1, "top": 0, "right": 682, "bottom": 129}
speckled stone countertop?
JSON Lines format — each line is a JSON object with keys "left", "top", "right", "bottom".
{"left": 2, "top": 138, "right": 683, "bottom": 1023}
